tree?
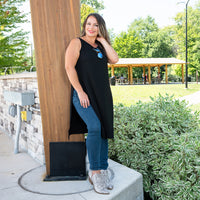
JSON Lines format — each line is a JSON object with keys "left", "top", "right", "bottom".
{"left": 113, "top": 31, "right": 143, "bottom": 58}
{"left": 80, "top": 0, "right": 104, "bottom": 26}
{"left": 108, "top": 28, "right": 116, "bottom": 44}
{"left": 128, "top": 16, "right": 159, "bottom": 39}
{"left": 81, "top": 0, "right": 104, "bottom": 11}
{"left": 0, "top": 0, "right": 30, "bottom": 73}
{"left": 80, "top": 4, "right": 96, "bottom": 26}
{"left": 128, "top": 16, "right": 177, "bottom": 79}
{"left": 112, "top": 31, "right": 144, "bottom": 77}
{"left": 191, "top": 41, "right": 200, "bottom": 73}
{"left": 128, "top": 16, "right": 176, "bottom": 58}
{"left": 149, "top": 27, "right": 177, "bottom": 58}
{"left": 174, "top": 1, "right": 200, "bottom": 77}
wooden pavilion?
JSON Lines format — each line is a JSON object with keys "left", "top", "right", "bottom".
{"left": 108, "top": 58, "right": 186, "bottom": 84}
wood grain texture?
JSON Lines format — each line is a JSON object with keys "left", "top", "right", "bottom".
{"left": 165, "top": 64, "right": 168, "bottom": 84}
{"left": 30, "top": 0, "right": 84, "bottom": 175}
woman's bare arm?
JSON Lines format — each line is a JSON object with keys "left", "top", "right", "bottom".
{"left": 96, "top": 37, "right": 119, "bottom": 64}
{"left": 65, "top": 38, "right": 90, "bottom": 108}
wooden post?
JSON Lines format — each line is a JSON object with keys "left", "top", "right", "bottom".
{"left": 143, "top": 66, "right": 145, "bottom": 77}
{"left": 148, "top": 66, "right": 151, "bottom": 84}
{"left": 158, "top": 66, "right": 161, "bottom": 83}
{"left": 127, "top": 66, "right": 130, "bottom": 84}
{"left": 111, "top": 65, "right": 114, "bottom": 77}
{"left": 165, "top": 64, "right": 168, "bottom": 84}
{"left": 130, "top": 66, "right": 133, "bottom": 84}
{"left": 30, "top": 0, "right": 84, "bottom": 176}
{"left": 182, "top": 64, "right": 184, "bottom": 84}
{"left": 143, "top": 66, "right": 145, "bottom": 84}
{"left": 158, "top": 66, "right": 160, "bottom": 75}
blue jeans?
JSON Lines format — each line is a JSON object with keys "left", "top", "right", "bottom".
{"left": 72, "top": 90, "right": 108, "bottom": 170}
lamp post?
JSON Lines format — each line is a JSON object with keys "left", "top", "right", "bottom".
{"left": 178, "top": 0, "right": 191, "bottom": 88}
{"left": 185, "top": 0, "right": 190, "bottom": 88}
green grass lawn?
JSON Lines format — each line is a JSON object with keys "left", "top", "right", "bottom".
{"left": 111, "top": 83, "right": 200, "bottom": 106}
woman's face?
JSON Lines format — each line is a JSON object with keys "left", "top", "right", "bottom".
{"left": 85, "top": 16, "right": 99, "bottom": 37}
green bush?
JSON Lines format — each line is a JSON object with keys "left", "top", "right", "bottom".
{"left": 109, "top": 94, "right": 200, "bottom": 200}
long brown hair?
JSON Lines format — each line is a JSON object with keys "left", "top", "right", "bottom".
{"left": 81, "top": 13, "right": 111, "bottom": 45}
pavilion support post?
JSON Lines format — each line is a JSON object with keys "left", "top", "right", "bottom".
{"left": 181, "top": 64, "right": 184, "bottom": 84}
{"left": 111, "top": 65, "right": 115, "bottom": 77}
{"left": 143, "top": 66, "right": 145, "bottom": 84}
{"left": 30, "top": 0, "right": 84, "bottom": 177}
{"left": 128, "top": 66, "right": 130, "bottom": 84}
{"left": 148, "top": 66, "right": 151, "bottom": 84}
{"left": 158, "top": 66, "right": 160, "bottom": 75}
{"left": 130, "top": 66, "right": 133, "bottom": 84}
{"left": 165, "top": 64, "right": 168, "bottom": 84}
{"left": 158, "top": 66, "right": 161, "bottom": 84}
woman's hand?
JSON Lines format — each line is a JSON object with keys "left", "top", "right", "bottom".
{"left": 96, "top": 36, "right": 119, "bottom": 64}
{"left": 96, "top": 36, "right": 106, "bottom": 43}
{"left": 78, "top": 91, "right": 90, "bottom": 108}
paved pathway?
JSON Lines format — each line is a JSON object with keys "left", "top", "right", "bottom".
{"left": 178, "top": 90, "right": 200, "bottom": 106}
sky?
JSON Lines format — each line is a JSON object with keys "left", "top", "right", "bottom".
{"left": 20, "top": 0, "right": 198, "bottom": 45}
{"left": 100, "top": 0, "right": 198, "bottom": 33}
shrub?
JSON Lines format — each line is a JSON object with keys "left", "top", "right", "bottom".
{"left": 109, "top": 94, "right": 200, "bottom": 199}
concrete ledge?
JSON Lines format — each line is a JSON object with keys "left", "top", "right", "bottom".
{"left": 0, "top": 72, "right": 37, "bottom": 80}
{"left": 0, "top": 132, "right": 143, "bottom": 200}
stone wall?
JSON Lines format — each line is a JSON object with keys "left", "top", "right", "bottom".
{"left": 0, "top": 72, "right": 44, "bottom": 164}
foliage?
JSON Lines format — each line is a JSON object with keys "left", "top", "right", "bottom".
{"left": 80, "top": 4, "right": 96, "bottom": 26}
{"left": 81, "top": 0, "right": 104, "bottom": 11}
{"left": 112, "top": 31, "right": 143, "bottom": 77}
{"left": 128, "top": 16, "right": 176, "bottom": 59}
{"left": 173, "top": 2, "right": 200, "bottom": 77}
{"left": 109, "top": 94, "right": 200, "bottom": 199}
{"left": 148, "top": 27, "right": 177, "bottom": 58}
{"left": 108, "top": 28, "right": 116, "bottom": 45}
{"left": 128, "top": 16, "right": 158, "bottom": 58}
{"left": 80, "top": 0, "right": 104, "bottom": 26}
{"left": 113, "top": 31, "right": 143, "bottom": 58}
{"left": 128, "top": 16, "right": 159, "bottom": 39}
{"left": 113, "top": 16, "right": 177, "bottom": 78}
{"left": 0, "top": 0, "right": 30, "bottom": 72}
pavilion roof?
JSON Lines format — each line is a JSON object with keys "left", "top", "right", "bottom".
{"left": 109, "top": 58, "right": 185, "bottom": 67}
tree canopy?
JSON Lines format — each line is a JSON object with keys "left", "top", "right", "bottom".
{"left": 0, "top": 0, "right": 30, "bottom": 73}
{"left": 80, "top": 0, "right": 104, "bottom": 26}
{"left": 127, "top": 16, "right": 176, "bottom": 58}
{"left": 112, "top": 0, "right": 200, "bottom": 79}
{"left": 174, "top": 1, "right": 200, "bottom": 76}
{"left": 113, "top": 31, "right": 143, "bottom": 59}
{"left": 112, "top": 16, "right": 177, "bottom": 78}
{"left": 81, "top": 0, "right": 104, "bottom": 11}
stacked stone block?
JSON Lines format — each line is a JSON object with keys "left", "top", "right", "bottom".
{"left": 0, "top": 72, "right": 44, "bottom": 164}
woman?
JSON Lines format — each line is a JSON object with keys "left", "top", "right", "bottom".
{"left": 65, "top": 13, "right": 118, "bottom": 195}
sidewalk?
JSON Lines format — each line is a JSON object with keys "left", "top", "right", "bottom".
{"left": 178, "top": 90, "right": 200, "bottom": 106}
{"left": 0, "top": 131, "right": 143, "bottom": 200}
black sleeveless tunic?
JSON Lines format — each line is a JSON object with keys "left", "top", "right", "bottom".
{"left": 69, "top": 38, "right": 114, "bottom": 139}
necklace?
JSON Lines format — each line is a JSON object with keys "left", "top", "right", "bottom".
{"left": 93, "top": 47, "right": 103, "bottom": 59}
{"left": 82, "top": 36, "right": 97, "bottom": 48}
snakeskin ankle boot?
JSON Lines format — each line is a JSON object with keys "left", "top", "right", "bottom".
{"left": 88, "top": 171, "right": 110, "bottom": 194}
{"left": 100, "top": 169, "right": 113, "bottom": 190}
